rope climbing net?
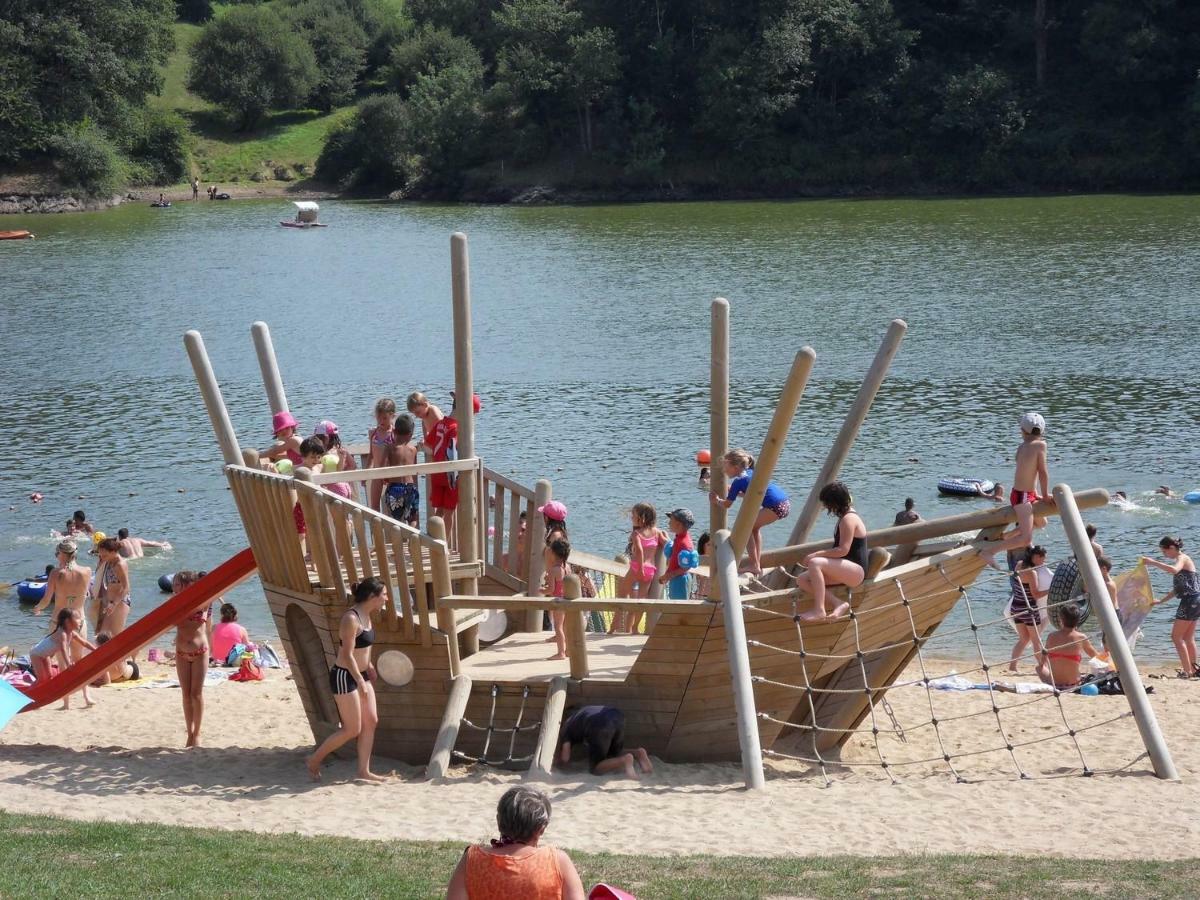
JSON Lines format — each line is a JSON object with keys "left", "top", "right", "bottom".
{"left": 740, "top": 559, "right": 1144, "bottom": 786}
{"left": 453, "top": 683, "right": 541, "bottom": 768}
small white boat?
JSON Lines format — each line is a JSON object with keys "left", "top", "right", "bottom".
{"left": 280, "top": 200, "right": 326, "bottom": 228}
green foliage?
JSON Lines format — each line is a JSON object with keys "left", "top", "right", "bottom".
{"left": 317, "top": 93, "right": 415, "bottom": 189}
{"left": 0, "top": 0, "right": 175, "bottom": 167}
{"left": 288, "top": 3, "right": 369, "bottom": 111}
{"left": 187, "top": 5, "right": 319, "bottom": 129}
{"left": 48, "top": 125, "right": 129, "bottom": 196}
{"left": 387, "top": 25, "right": 478, "bottom": 97}
{"left": 127, "top": 108, "right": 191, "bottom": 184}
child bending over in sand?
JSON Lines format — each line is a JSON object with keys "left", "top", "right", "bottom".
{"left": 446, "top": 787, "right": 585, "bottom": 900}
{"left": 557, "top": 705, "right": 652, "bottom": 779}
{"left": 1037, "top": 604, "right": 1098, "bottom": 691}
{"left": 30, "top": 608, "right": 96, "bottom": 709}
{"left": 384, "top": 414, "right": 420, "bottom": 527}
{"left": 981, "top": 413, "right": 1051, "bottom": 569}
{"left": 795, "top": 482, "right": 867, "bottom": 622}
{"left": 367, "top": 398, "right": 397, "bottom": 511}
{"left": 543, "top": 539, "right": 571, "bottom": 661}
{"left": 710, "top": 449, "right": 790, "bottom": 576}
{"left": 1143, "top": 536, "right": 1200, "bottom": 678}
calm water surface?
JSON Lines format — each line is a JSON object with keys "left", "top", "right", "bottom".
{"left": 1, "top": 196, "right": 1197, "bottom": 663}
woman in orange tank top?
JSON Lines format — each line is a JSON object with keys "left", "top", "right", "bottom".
{"left": 447, "top": 786, "right": 585, "bottom": 900}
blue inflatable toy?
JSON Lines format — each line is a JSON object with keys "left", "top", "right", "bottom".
{"left": 15, "top": 578, "right": 47, "bottom": 604}
{"left": 1184, "top": 490, "right": 1200, "bottom": 505}
{"left": 678, "top": 549, "right": 700, "bottom": 570}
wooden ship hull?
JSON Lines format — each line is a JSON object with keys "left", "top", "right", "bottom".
{"left": 187, "top": 237, "right": 1108, "bottom": 777}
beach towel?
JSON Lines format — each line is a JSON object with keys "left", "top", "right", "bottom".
{"left": 1114, "top": 560, "right": 1155, "bottom": 642}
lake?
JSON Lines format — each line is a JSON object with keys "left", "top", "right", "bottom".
{"left": 1, "top": 195, "right": 1197, "bottom": 664}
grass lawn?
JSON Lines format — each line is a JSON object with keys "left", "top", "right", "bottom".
{"left": 152, "top": 20, "right": 353, "bottom": 186}
{"left": 1, "top": 811, "right": 1196, "bottom": 898}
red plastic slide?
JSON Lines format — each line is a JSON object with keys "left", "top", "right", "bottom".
{"left": 18, "top": 548, "right": 257, "bottom": 711}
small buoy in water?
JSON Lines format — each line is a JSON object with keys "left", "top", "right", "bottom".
{"left": 696, "top": 449, "right": 711, "bottom": 465}
{"left": 177, "top": 488, "right": 185, "bottom": 493}
{"left": 1080, "top": 683, "right": 1099, "bottom": 696}
{"left": 1184, "top": 490, "right": 1200, "bottom": 505}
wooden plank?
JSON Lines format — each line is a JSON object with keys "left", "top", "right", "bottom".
{"left": 332, "top": 502, "right": 358, "bottom": 586}
{"left": 310, "top": 457, "right": 479, "bottom": 485}
{"left": 390, "top": 531, "right": 415, "bottom": 639}
{"left": 505, "top": 491, "right": 522, "bottom": 578}
{"left": 481, "top": 467, "right": 535, "bottom": 500}
{"left": 371, "top": 518, "right": 401, "bottom": 632}
{"left": 409, "top": 534, "right": 432, "bottom": 646}
{"left": 352, "top": 509, "right": 374, "bottom": 579}
{"left": 492, "top": 485, "right": 505, "bottom": 569}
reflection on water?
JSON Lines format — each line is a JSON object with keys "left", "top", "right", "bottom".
{"left": 1, "top": 196, "right": 1197, "bottom": 662}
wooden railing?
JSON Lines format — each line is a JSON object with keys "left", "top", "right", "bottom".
{"left": 480, "top": 467, "right": 536, "bottom": 588}
{"left": 225, "top": 463, "right": 464, "bottom": 650}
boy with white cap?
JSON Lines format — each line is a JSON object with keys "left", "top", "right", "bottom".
{"left": 981, "top": 412, "right": 1052, "bottom": 569}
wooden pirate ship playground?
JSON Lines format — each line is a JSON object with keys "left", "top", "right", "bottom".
{"left": 184, "top": 233, "right": 1176, "bottom": 785}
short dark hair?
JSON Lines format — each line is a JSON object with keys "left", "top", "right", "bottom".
{"left": 548, "top": 538, "right": 571, "bottom": 562}
{"left": 393, "top": 414, "right": 415, "bottom": 439}
{"left": 73, "top": 510, "right": 86, "bottom": 522}
{"left": 818, "top": 481, "right": 852, "bottom": 516}
{"left": 1059, "top": 603, "right": 1084, "bottom": 629}
{"left": 1097, "top": 556, "right": 1113, "bottom": 573}
{"left": 1023, "top": 545, "right": 1047, "bottom": 566}
{"left": 1085, "top": 524, "right": 1097, "bottom": 539}
{"left": 299, "top": 437, "right": 324, "bottom": 457}
{"left": 117, "top": 528, "right": 129, "bottom": 540}
{"left": 904, "top": 498, "right": 915, "bottom": 510}
{"left": 1161, "top": 536, "right": 1184, "bottom": 551}
{"left": 496, "top": 786, "right": 551, "bottom": 842}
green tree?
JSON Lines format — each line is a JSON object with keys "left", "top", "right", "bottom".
{"left": 187, "top": 6, "right": 319, "bottom": 129}
{"left": 387, "top": 25, "right": 479, "bottom": 97}
{"left": 405, "top": 55, "right": 486, "bottom": 180}
{"left": 289, "top": 4, "right": 369, "bottom": 111}
{"left": 317, "top": 93, "right": 416, "bottom": 188}
{"left": 0, "top": 0, "right": 175, "bottom": 162}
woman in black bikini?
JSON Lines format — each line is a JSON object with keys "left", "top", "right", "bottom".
{"left": 172, "top": 571, "right": 210, "bottom": 748}
{"left": 795, "top": 482, "right": 868, "bottom": 621}
{"left": 306, "top": 578, "right": 388, "bottom": 782}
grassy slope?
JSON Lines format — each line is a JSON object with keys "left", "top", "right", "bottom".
{"left": 0, "top": 812, "right": 1196, "bottom": 899}
{"left": 152, "top": 19, "right": 352, "bottom": 187}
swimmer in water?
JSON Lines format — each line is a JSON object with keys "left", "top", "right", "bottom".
{"left": 116, "top": 528, "right": 171, "bottom": 559}
{"left": 1155, "top": 486, "right": 1174, "bottom": 499}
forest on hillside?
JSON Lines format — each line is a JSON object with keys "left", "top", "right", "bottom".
{"left": 4, "top": 0, "right": 1200, "bottom": 198}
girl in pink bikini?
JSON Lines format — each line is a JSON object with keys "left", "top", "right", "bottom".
{"left": 367, "top": 398, "right": 397, "bottom": 511}
{"left": 261, "top": 411, "right": 303, "bottom": 466}
{"left": 614, "top": 503, "right": 665, "bottom": 634}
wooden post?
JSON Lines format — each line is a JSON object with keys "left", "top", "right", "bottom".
{"left": 428, "top": 516, "right": 462, "bottom": 676}
{"left": 644, "top": 542, "right": 667, "bottom": 632}
{"left": 562, "top": 574, "right": 589, "bottom": 679}
{"left": 241, "top": 448, "right": 260, "bottom": 468}
{"left": 1053, "top": 484, "right": 1178, "bottom": 780}
{"left": 530, "top": 676, "right": 569, "bottom": 778}
{"left": 184, "top": 330, "right": 242, "bottom": 466}
{"left": 710, "top": 298, "right": 730, "bottom": 536}
{"left": 767, "top": 319, "right": 906, "bottom": 588}
{"left": 426, "top": 674, "right": 473, "bottom": 779}
{"left": 250, "top": 320, "right": 289, "bottom": 416}
{"left": 450, "top": 233, "right": 478, "bottom": 593}
{"left": 715, "top": 530, "right": 765, "bottom": 790}
{"left": 728, "top": 347, "right": 816, "bottom": 563}
{"left": 525, "top": 479, "right": 552, "bottom": 632}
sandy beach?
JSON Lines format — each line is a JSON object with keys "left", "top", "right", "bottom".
{"left": 2, "top": 656, "right": 1196, "bottom": 860}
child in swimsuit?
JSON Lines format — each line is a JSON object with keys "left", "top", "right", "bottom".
{"left": 1036, "top": 603, "right": 1098, "bottom": 691}
{"left": 613, "top": 503, "right": 664, "bottom": 635}
{"left": 981, "top": 413, "right": 1051, "bottom": 569}
{"left": 709, "top": 448, "right": 790, "bottom": 576}
{"left": 543, "top": 538, "right": 571, "bottom": 661}
{"left": 384, "top": 414, "right": 420, "bottom": 527}
{"left": 314, "top": 419, "right": 356, "bottom": 499}
{"left": 367, "top": 398, "right": 397, "bottom": 511}
{"left": 172, "top": 571, "right": 211, "bottom": 748}
{"left": 795, "top": 481, "right": 866, "bottom": 622}
{"left": 659, "top": 508, "right": 696, "bottom": 601}
{"left": 261, "top": 411, "right": 303, "bottom": 466}
{"left": 1005, "top": 545, "right": 1049, "bottom": 673}
{"left": 31, "top": 608, "right": 97, "bottom": 709}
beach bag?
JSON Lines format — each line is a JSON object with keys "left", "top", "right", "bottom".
{"left": 224, "top": 643, "right": 249, "bottom": 667}
{"left": 1082, "top": 672, "right": 1152, "bottom": 696}
{"left": 229, "top": 656, "right": 264, "bottom": 682}
{"left": 257, "top": 641, "right": 284, "bottom": 669}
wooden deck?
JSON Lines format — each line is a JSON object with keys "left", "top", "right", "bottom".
{"left": 460, "top": 631, "right": 648, "bottom": 683}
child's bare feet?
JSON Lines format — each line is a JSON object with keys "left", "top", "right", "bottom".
{"left": 797, "top": 609, "right": 827, "bottom": 623}
{"left": 829, "top": 602, "right": 850, "bottom": 619}
{"left": 634, "top": 748, "right": 653, "bottom": 774}
{"left": 544, "top": 635, "right": 557, "bottom": 643}
{"left": 356, "top": 771, "right": 388, "bottom": 783}
{"left": 57, "top": 702, "right": 69, "bottom": 711}
{"left": 622, "top": 754, "right": 640, "bottom": 779}
{"left": 548, "top": 652, "right": 567, "bottom": 661}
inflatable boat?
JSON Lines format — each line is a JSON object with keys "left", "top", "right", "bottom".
{"left": 280, "top": 220, "right": 327, "bottom": 228}
{"left": 0, "top": 230, "right": 34, "bottom": 240}
{"left": 15, "top": 577, "right": 48, "bottom": 603}
{"left": 937, "top": 476, "right": 996, "bottom": 497}
{"left": 150, "top": 201, "right": 171, "bottom": 208}
{"left": 1184, "top": 490, "right": 1200, "bottom": 505}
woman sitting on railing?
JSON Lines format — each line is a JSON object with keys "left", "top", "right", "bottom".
{"left": 794, "top": 482, "right": 868, "bottom": 622}
{"left": 306, "top": 578, "right": 388, "bottom": 783}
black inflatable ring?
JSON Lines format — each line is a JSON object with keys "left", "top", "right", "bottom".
{"left": 1047, "top": 558, "right": 1092, "bottom": 627}
{"left": 158, "top": 573, "right": 175, "bottom": 594}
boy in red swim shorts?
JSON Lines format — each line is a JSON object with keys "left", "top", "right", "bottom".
{"left": 421, "top": 392, "right": 480, "bottom": 545}
{"left": 981, "top": 412, "right": 1052, "bottom": 569}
